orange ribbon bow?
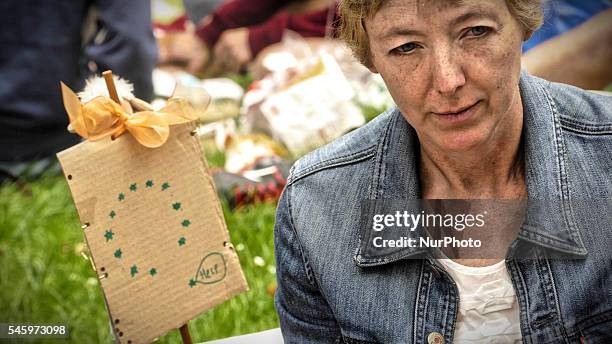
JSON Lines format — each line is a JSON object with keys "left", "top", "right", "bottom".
{"left": 60, "top": 82, "right": 204, "bottom": 148}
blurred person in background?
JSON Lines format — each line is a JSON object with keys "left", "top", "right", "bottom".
{"left": 162, "top": 0, "right": 611, "bottom": 91}
{"left": 522, "top": 0, "right": 612, "bottom": 90}
{"left": 0, "top": 0, "right": 157, "bottom": 183}
{"left": 159, "top": 0, "right": 338, "bottom": 75}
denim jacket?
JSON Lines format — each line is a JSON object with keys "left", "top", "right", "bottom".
{"left": 274, "top": 73, "right": 612, "bottom": 344}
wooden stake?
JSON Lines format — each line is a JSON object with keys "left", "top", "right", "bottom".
{"left": 102, "top": 70, "right": 121, "bottom": 104}
{"left": 179, "top": 324, "right": 193, "bottom": 344}
{"left": 102, "top": 70, "right": 127, "bottom": 139}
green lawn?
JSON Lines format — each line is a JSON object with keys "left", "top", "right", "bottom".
{"left": 0, "top": 150, "right": 279, "bottom": 343}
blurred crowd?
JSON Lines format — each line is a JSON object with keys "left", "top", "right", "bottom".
{"left": 0, "top": 0, "right": 610, "bottom": 206}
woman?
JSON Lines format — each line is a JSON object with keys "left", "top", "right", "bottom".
{"left": 274, "top": 0, "right": 612, "bottom": 343}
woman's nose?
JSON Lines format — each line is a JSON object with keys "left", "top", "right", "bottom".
{"left": 431, "top": 46, "right": 466, "bottom": 96}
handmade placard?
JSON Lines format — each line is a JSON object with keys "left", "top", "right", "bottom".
{"left": 57, "top": 121, "right": 248, "bottom": 344}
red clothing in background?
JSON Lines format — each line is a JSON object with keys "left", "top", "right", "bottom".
{"left": 195, "top": 0, "right": 338, "bottom": 56}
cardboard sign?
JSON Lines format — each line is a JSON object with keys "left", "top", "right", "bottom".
{"left": 58, "top": 122, "right": 248, "bottom": 344}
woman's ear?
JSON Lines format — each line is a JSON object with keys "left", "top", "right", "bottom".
{"left": 523, "top": 29, "right": 534, "bottom": 42}
{"left": 368, "top": 64, "right": 378, "bottom": 74}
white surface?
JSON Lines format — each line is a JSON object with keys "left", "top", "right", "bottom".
{"left": 202, "top": 328, "right": 283, "bottom": 344}
{"left": 200, "top": 78, "right": 245, "bottom": 101}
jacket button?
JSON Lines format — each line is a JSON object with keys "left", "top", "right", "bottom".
{"left": 427, "top": 332, "right": 444, "bottom": 344}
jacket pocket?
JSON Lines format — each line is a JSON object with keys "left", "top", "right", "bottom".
{"left": 572, "top": 309, "right": 612, "bottom": 342}
{"left": 342, "top": 336, "right": 381, "bottom": 344}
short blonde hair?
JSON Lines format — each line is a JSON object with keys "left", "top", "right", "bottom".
{"left": 338, "top": 0, "right": 544, "bottom": 67}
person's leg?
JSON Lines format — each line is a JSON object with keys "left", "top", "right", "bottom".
{"left": 0, "top": 157, "right": 62, "bottom": 185}
{"left": 183, "top": 0, "right": 225, "bottom": 24}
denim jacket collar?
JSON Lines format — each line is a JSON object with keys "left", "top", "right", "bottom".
{"left": 355, "top": 72, "right": 587, "bottom": 267}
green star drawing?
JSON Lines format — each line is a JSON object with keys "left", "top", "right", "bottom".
{"left": 181, "top": 219, "right": 191, "bottom": 228}
{"left": 109, "top": 210, "right": 116, "bottom": 219}
{"left": 114, "top": 249, "right": 122, "bottom": 258}
{"left": 145, "top": 180, "right": 154, "bottom": 188}
{"left": 172, "top": 202, "right": 182, "bottom": 210}
{"left": 178, "top": 237, "right": 186, "bottom": 246}
{"left": 189, "top": 278, "right": 197, "bottom": 288}
{"left": 161, "top": 182, "right": 170, "bottom": 191}
{"left": 104, "top": 230, "right": 114, "bottom": 242}
{"left": 129, "top": 183, "right": 137, "bottom": 192}
{"left": 149, "top": 268, "right": 157, "bottom": 276}
{"left": 118, "top": 193, "right": 125, "bottom": 201}
{"left": 130, "top": 265, "right": 138, "bottom": 278}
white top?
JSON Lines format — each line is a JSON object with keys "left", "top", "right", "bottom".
{"left": 437, "top": 259, "right": 522, "bottom": 344}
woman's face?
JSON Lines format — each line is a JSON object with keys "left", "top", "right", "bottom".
{"left": 365, "top": 0, "right": 526, "bottom": 152}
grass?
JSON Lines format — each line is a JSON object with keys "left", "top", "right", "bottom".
{"left": 0, "top": 149, "right": 279, "bottom": 343}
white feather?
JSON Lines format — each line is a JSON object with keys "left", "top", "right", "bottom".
{"left": 78, "top": 75, "right": 135, "bottom": 102}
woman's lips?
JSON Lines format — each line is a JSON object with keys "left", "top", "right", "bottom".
{"left": 432, "top": 100, "right": 481, "bottom": 124}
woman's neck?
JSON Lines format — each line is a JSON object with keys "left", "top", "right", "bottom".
{"left": 419, "top": 97, "right": 526, "bottom": 199}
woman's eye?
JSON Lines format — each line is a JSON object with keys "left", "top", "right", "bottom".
{"left": 467, "top": 26, "right": 490, "bottom": 37}
{"left": 392, "top": 42, "right": 419, "bottom": 55}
